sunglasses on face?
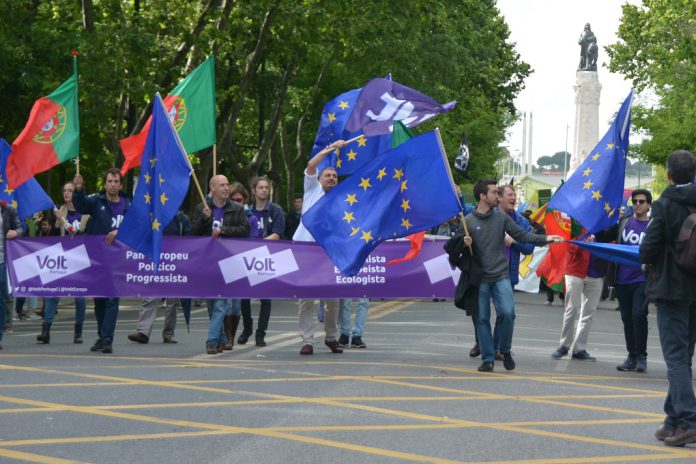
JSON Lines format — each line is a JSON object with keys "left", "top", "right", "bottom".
{"left": 632, "top": 199, "right": 648, "bottom": 205}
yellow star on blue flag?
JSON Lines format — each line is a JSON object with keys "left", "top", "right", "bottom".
{"left": 117, "top": 93, "right": 192, "bottom": 269}
{"left": 0, "top": 138, "right": 54, "bottom": 220}
{"left": 548, "top": 89, "right": 633, "bottom": 234}
{"left": 303, "top": 129, "right": 462, "bottom": 276}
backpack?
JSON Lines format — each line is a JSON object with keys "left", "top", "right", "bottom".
{"left": 674, "top": 205, "right": 696, "bottom": 274}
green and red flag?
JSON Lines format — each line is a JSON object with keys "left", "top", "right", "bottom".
{"left": 120, "top": 55, "right": 216, "bottom": 175}
{"left": 536, "top": 210, "right": 584, "bottom": 292}
{"left": 7, "top": 72, "right": 79, "bottom": 188}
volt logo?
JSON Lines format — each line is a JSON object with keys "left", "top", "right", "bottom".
{"left": 13, "top": 243, "right": 91, "bottom": 284}
{"left": 423, "top": 254, "right": 460, "bottom": 285}
{"left": 365, "top": 92, "right": 436, "bottom": 128}
{"left": 621, "top": 229, "right": 645, "bottom": 245}
{"left": 218, "top": 246, "right": 299, "bottom": 286}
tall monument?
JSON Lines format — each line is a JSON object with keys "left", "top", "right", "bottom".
{"left": 570, "top": 23, "right": 602, "bottom": 175}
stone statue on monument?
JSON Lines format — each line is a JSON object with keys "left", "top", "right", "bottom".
{"left": 578, "top": 23, "right": 598, "bottom": 71}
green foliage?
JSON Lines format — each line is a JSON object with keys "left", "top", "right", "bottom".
{"left": 0, "top": 0, "right": 530, "bottom": 211}
{"left": 607, "top": 0, "right": 696, "bottom": 166}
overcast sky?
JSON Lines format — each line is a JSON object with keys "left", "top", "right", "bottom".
{"left": 497, "top": 0, "right": 637, "bottom": 163}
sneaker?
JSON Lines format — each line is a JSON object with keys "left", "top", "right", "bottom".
{"left": 572, "top": 350, "right": 596, "bottom": 361}
{"left": 127, "top": 332, "right": 149, "bottom": 344}
{"left": 655, "top": 423, "right": 676, "bottom": 441}
{"left": 3, "top": 327, "right": 15, "bottom": 333}
{"left": 162, "top": 335, "right": 178, "bottom": 344}
{"left": 338, "top": 334, "right": 350, "bottom": 347}
{"left": 101, "top": 341, "right": 113, "bottom": 354}
{"left": 617, "top": 356, "right": 637, "bottom": 371}
{"left": 90, "top": 339, "right": 104, "bottom": 352}
{"left": 351, "top": 336, "right": 366, "bottom": 348}
{"left": 26, "top": 314, "right": 41, "bottom": 321}
{"left": 469, "top": 343, "right": 481, "bottom": 358}
{"left": 495, "top": 352, "right": 504, "bottom": 361}
{"left": 478, "top": 362, "right": 494, "bottom": 372}
{"left": 300, "top": 344, "right": 313, "bottom": 355}
{"left": 502, "top": 352, "right": 516, "bottom": 371}
{"left": 551, "top": 346, "right": 569, "bottom": 359}
{"left": 636, "top": 355, "right": 647, "bottom": 372}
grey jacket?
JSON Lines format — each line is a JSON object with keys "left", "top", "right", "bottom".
{"left": 464, "top": 209, "right": 548, "bottom": 283}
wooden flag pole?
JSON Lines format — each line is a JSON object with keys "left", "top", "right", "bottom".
{"left": 212, "top": 144, "right": 217, "bottom": 177}
{"left": 76, "top": 157, "right": 80, "bottom": 176}
{"left": 71, "top": 50, "right": 80, "bottom": 178}
{"left": 343, "top": 134, "right": 364, "bottom": 145}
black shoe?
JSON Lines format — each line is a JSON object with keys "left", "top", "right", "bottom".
{"left": 324, "top": 339, "right": 343, "bottom": 353}
{"left": 636, "top": 355, "right": 647, "bottom": 372}
{"left": 572, "top": 350, "right": 596, "bottom": 361}
{"left": 551, "top": 346, "right": 569, "bottom": 359}
{"left": 36, "top": 322, "right": 51, "bottom": 344}
{"left": 74, "top": 324, "right": 83, "bottom": 344}
{"left": 127, "top": 331, "right": 149, "bottom": 344}
{"left": 617, "top": 356, "right": 637, "bottom": 371}
{"left": 338, "top": 334, "right": 350, "bottom": 347}
{"left": 664, "top": 425, "right": 696, "bottom": 447}
{"left": 237, "top": 330, "right": 252, "bottom": 345}
{"left": 502, "top": 352, "right": 516, "bottom": 370}
{"left": 478, "top": 362, "right": 494, "bottom": 372}
{"left": 255, "top": 335, "right": 267, "bottom": 347}
{"left": 101, "top": 341, "right": 113, "bottom": 354}
{"left": 351, "top": 336, "right": 366, "bottom": 348}
{"left": 90, "top": 339, "right": 104, "bottom": 352}
{"left": 469, "top": 343, "right": 481, "bottom": 358}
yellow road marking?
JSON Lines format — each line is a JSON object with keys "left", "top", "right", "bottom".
{"left": 0, "top": 447, "right": 86, "bottom": 464}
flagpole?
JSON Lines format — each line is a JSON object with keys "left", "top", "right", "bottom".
{"left": 434, "top": 128, "right": 472, "bottom": 255}
{"left": 212, "top": 144, "right": 217, "bottom": 177}
{"left": 71, "top": 50, "right": 80, "bottom": 176}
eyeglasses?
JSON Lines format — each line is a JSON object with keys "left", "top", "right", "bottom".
{"left": 632, "top": 199, "right": 648, "bottom": 205}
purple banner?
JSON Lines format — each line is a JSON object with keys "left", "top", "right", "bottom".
{"left": 6, "top": 237, "right": 459, "bottom": 299}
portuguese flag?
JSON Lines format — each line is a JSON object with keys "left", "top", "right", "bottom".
{"left": 7, "top": 72, "right": 79, "bottom": 188}
{"left": 120, "top": 55, "right": 216, "bottom": 175}
{"left": 536, "top": 210, "right": 584, "bottom": 292}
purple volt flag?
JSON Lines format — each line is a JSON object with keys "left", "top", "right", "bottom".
{"left": 345, "top": 78, "right": 456, "bottom": 137}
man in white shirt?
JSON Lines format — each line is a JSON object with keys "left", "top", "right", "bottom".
{"left": 294, "top": 139, "right": 347, "bottom": 355}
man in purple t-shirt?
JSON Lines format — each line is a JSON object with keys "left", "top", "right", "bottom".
{"left": 612, "top": 189, "right": 652, "bottom": 373}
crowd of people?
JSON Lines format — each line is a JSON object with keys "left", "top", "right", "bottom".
{"left": 0, "top": 145, "right": 694, "bottom": 446}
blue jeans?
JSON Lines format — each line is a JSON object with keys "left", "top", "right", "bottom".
{"left": 656, "top": 300, "right": 696, "bottom": 430}
{"left": 94, "top": 298, "right": 120, "bottom": 343}
{"left": 0, "top": 263, "right": 7, "bottom": 342}
{"left": 340, "top": 298, "right": 369, "bottom": 337}
{"left": 206, "top": 299, "right": 240, "bottom": 344}
{"left": 43, "top": 298, "right": 87, "bottom": 325}
{"left": 616, "top": 282, "right": 648, "bottom": 357}
{"left": 476, "top": 278, "right": 515, "bottom": 363}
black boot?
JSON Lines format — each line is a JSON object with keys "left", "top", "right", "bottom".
{"left": 36, "top": 322, "right": 51, "bottom": 344}
{"left": 223, "top": 316, "right": 234, "bottom": 350}
{"left": 74, "top": 324, "right": 83, "bottom": 344}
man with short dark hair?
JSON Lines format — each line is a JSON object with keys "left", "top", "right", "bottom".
{"left": 640, "top": 150, "right": 696, "bottom": 447}
{"left": 284, "top": 194, "right": 303, "bottom": 240}
{"left": 465, "top": 179, "right": 563, "bottom": 372}
{"left": 73, "top": 169, "right": 130, "bottom": 354}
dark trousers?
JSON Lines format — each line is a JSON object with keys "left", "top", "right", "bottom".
{"left": 616, "top": 282, "right": 648, "bottom": 357}
{"left": 94, "top": 297, "right": 120, "bottom": 343}
{"left": 241, "top": 299, "right": 272, "bottom": 337}
{"left": 656, "top": 300, "right": 696, "bottom": 430}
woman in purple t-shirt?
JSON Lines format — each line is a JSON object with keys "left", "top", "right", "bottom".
{"left": 613, "top": 189, "right": 652, "bottom": 373}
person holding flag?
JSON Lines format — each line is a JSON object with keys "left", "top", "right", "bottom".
{"left": 0, "top": 201, "right": 23, "bottom": 350}
{"left": 73, "top": 169, "right": 131, "bottom": 354}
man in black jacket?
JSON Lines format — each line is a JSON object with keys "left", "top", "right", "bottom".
{"left": 640, "top": 150, "right": 696, "bottom": 447}
{"left": 0, "top": 203, "right": 22, "bottom": 350}
{"left": 73, "top": 169, "right": 131, "bottom": 354}
{"left": 193, "top": 175, "right": 250, "bottom": 354}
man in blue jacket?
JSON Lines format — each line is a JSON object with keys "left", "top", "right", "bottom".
{"left": 73, "top": 169, "right": 131, "bottom": 354}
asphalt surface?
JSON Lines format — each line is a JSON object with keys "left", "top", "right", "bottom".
{"left": 1, "top": 293, "right": 695, "bottom": 464}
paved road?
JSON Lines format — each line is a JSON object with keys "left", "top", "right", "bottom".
{"left": 1, "top": 293, "right": 695, "bottom": 463}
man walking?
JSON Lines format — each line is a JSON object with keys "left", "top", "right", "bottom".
{"left": 640, "top": 150, "right": 696, "bottom": 447}
{"left": 465, "top": 180, "right": 563, "bottom": 371}
{"left": 0, "top": 201, "right": 22, "bottom": 350}
{"left": 73, "top": 169, "right": 130, "bottom": 354}
{"left": 293, "top": 140, "right": 347, "bottom": 355}
{"left": 193, "top": 175, "right": 250, "bottom": 354}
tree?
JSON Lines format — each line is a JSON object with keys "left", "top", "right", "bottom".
{"left": 606, "top": 0, "right": 696, "bottom": 167}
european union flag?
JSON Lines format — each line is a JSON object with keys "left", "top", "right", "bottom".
{"left": 548, "top": 90, "right": 633, "bottom": 234}
{"left": 0, "top": 138, "right": 54, "bottom": 220}
{"left": 314, "top": 88, "right": 392, "bottom": 177}
{"left": 118, "top": 93, "right": 191, "bottom": 268}
{"left": 303, "top": 129, "right": 462, "bottom": 276}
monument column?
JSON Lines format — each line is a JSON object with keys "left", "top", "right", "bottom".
{"left": 570, "top": 23, "right": 601, "bottom": 175}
